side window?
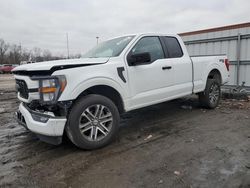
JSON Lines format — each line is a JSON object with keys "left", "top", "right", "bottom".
{"left": 163, "top": 37, "right": 183, "bottom": 58}
{"left": 131, "top": 37, "right": 164, "bottom": 62}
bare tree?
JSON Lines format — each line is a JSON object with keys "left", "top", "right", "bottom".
{"left": 0, "top": 39, "right": 9, "bottom": 64}
{"left": 32, "top": 47, "right": 43, "bottom": 62}
{"left": 70, "top": 53, "right": 82, "bottom": 59}
{"left": 7, "top": 44, "right": 21, "bottom": 64}
{"left": 21, "top": 48, "right": 32, "bottom": 62}
{"left": 0, "top": 38, "right": 80, "bottom": 65}
{"left": 42, "top": 49, "right": 52, "bottom": 61}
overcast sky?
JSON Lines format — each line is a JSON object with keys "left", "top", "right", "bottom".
{"left": 0, "top": 0, "right": 249, "bottom": 55}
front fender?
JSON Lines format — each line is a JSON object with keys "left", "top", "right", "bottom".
{"left": 58, "top": 77, "right": 128, "bottom": 102}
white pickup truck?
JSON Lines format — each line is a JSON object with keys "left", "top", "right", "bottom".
{"left": 13, "top": 34, "right": 230, "bottom": 149}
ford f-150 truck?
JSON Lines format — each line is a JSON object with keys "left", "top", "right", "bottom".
{"left": 13, "top": 34, "right": 230, "bottom": 149}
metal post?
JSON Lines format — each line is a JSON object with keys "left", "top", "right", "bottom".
{"left": 66, "top": 33, "right": 70, "bottom": 59}
{"left": 236, "top": 33, "right": 241, "bottom": 86}
{"left": 19, "top": 42, "right": 22, "bottom": 64}
{"left": 96, "top": 36, "right": 99, "bottom": 45}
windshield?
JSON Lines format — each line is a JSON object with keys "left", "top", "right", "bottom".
{"left": 83, "top": 35, "right": 134, "bottom": 58}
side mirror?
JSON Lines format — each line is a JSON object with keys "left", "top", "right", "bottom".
{"left": 127, "top": 52, "right": 151, "bottom": 66}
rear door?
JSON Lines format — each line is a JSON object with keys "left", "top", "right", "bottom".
{"left": 126, "top": 36, "right": 175, "bottom": 109}
{"left": 161, "top": 36, "right": 193, "bottom": 96}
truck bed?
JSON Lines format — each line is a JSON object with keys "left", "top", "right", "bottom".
{"left": 191, "top": 55, "right": 229, "bottom": 93}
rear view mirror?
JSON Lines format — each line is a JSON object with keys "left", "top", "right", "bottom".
{"left": 127, "top": 52, "right": 151, "bottom": 66}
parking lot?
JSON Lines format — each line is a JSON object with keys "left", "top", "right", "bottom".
{"left": 0, "top": 74, "right": 250, "bottom": 188}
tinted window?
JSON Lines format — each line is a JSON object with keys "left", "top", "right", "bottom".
{"left": 131, "top": 37, "right": 164, "bottom": 62}
{"left": 163, "top": 37, "right": 183, "bottom": 58}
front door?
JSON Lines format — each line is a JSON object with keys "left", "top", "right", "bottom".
{"left": 126, "top": 36, "right": 175, "bottom": 110}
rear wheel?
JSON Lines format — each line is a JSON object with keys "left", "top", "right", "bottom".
{"left": 199, "top": 79, "right": 221, "bottom": 109}
{"left": 66, "top": 94, "right": 120, "bottom": 150}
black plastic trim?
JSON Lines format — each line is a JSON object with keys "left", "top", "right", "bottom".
{"left": 16, "top": 79, "right": 29, "bottom": 99}
{"left": 28, "top": 88, "right": 39, "bottom": 92}
{"left": 36, "top": 134, "right": 62, "bottom": 145}
{"left": 117, "top": 67, "right": 126, "bottom": 83}
{"left": 13, "top": 70, "right": 52, "bottom": 76}
{"left": 12, "top": 62, "right": 106, "bottom": 76}
{"left": 15, "top": 111, "right": 27, "bottom": 129}
{"left": 159, "top": 36, "right": 170, "bottom": 58}
{"left": 162, "top": 66, "right": 172, "bottom": 70}
{"left": 23, "top": 103, "right": 65, "bottom": 119}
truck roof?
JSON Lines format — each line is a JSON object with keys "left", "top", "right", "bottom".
{"left": 105, "top": 33, "right": 180, "bottom": 41}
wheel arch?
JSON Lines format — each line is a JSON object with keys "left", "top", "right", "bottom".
{"left": 58, "top": 77, "right": 128, "bottom": 113}
{"left": 75, "top": 85, "right": 125, "bottom": 114}
{"left": 207, "top": 69, "right": 222, "bottom": 84}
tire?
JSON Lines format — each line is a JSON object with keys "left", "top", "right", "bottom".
{"left": 66, "top": 94, "right": 120, "bottom": 150}
{"left": 199, "top": 79, "right": 221, "bottom": 109}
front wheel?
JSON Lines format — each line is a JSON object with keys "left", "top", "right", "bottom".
{"left": 66, "top": 94, "right": 120, "bottom": 150}
{"left": 199, "top": 79, "right": 221, "bottom": 109}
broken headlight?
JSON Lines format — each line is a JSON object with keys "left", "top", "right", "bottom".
{"left": 38, "top": 75, "right": 67, "bottom": 103}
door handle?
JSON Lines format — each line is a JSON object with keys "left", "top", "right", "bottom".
{"left": 162, "top": 66, "right": 172, "bottom": 70}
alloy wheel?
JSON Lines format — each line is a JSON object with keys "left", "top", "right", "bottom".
{"left": 79, "top": 104, "right": 113, "bottom": 141}
{"left": 209, "top": 83, "right": 220, "bottom": 105}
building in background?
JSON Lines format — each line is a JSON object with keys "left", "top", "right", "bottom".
{"left": 179, "top": 22, "right": 250, "bottom": 87}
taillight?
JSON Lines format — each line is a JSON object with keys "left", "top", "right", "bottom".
{"left": 224, "top": 59, "right": 229, "bottom": 71}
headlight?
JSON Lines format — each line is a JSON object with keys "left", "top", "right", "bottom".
{"left": 38, "top": 75, "right": 67, "bottom": 103}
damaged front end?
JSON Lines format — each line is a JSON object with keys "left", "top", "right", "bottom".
{"left": 14, "top": 73, "right": 72, "bottom": 145}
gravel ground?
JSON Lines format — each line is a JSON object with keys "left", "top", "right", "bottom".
{"left": 0, "top": 74, "right": 250, "bottom": 188}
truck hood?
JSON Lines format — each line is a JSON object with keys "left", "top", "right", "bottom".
{"left": 13, "top": 57, "right": 109, "bottom": 72}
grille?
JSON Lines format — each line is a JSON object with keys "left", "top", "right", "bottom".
{"left": 16, "top": 79, "right": 29, "bottom": 99}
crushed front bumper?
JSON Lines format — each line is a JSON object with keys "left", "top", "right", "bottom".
{"left": 16, "top": 103, "right": 67, "bottom": 145}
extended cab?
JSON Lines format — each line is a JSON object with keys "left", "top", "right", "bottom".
{"left": 12, "top": 34, "right": 230, "bottom": 149}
